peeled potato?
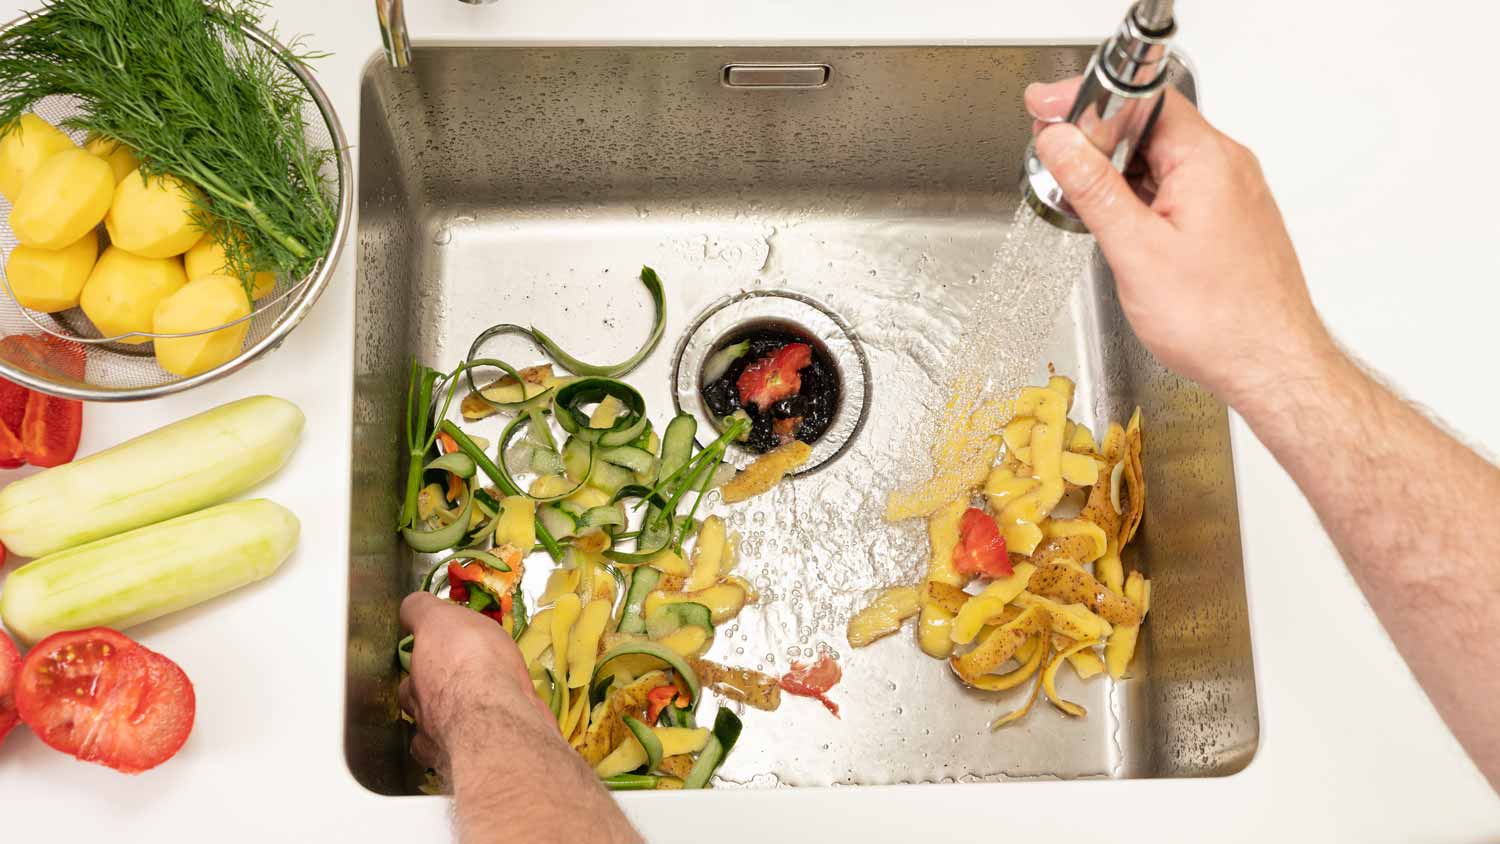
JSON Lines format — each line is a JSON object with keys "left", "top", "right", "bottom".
{"left": 79, "top": 245, "right": 187, "bottom": 343}
{"left": 152, "top": 274, "right": 250, "bottom": 376}
{"left": 10, "top": 149, "right": 115, "bottom": 250}
{"left": 105, "top": 168, "right": 203, "bottom": 258}
{"left": 84, "top": 135, "right": 140, "bottom": 185}
{"left": 184, "top": 231, "right": 276, "bottom": 300}
{"left": 0, "top": 114, "right": 77, "bottom": 202}
{"left": 5, "top": 229, "right": 98, "bottom": 313}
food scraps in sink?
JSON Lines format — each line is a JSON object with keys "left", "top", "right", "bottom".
{"left": 851, "top": 373, "right": 1151, "bottom": 729}
{"left": 395, "top": 267, "right": 836, "bottom": 792}
{"left": 699, "top": 323, "right": 842, "bottom": 454}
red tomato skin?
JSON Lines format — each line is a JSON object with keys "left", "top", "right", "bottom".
{"left": 736, "top": 343, "right": 814, "bottom": 411}
{"left": 19, "top": 389, "right": 82, "bottom": 468}
{"left": 0, "top": 377, "right": 28, "bottom": 469}
{"left": 16, "top": 628, "right": 195, "bottom": 773}
{"left": 954, "top": 507, "right": 1012, "bottom": 578}
{"left": 0, "top": 629, "right": 19, "bottom": 745}
{"left": 778, "top": 654, "right": 843, "bottom": 717}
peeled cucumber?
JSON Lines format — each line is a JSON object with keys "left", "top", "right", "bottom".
{"left": 0, "top": 498, "right": 299, "bottom": 645}
{"left": 0, "top": 395, "right": 303, "bottom": 558}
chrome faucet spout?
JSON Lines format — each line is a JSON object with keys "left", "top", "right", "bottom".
{"left": 375, "top": 0, "right": 410, "bottom": 68}
{"left": 1022, "top": 0, "right": 1178, "bottom": 232}
{"left": 376, "top": 0, "right": 498, "bottom": 68}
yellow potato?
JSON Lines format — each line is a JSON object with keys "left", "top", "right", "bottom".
{"left": 105, "top": 168, "right": 203, "bottom": 258}
{"left": 83, "top": 135, "right": 141, "bottom": 184}
{"left": 151, "top": 274, "right": 251, "bottom": 376}
{"left": 10, "top": 149, "right": 114, "bottom": 250}
{"left": 4, "top": 229, "right": 98, "bottom": 313}
{"left": 0, "top": 114, "right": 77, "bottom": 202}
{"left": 184, "top": 231, "right": 276, "bottom": 300}
{"left": 80, "top": 246, "right": 187, "bottom": 343}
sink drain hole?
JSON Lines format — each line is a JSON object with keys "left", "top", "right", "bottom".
{"left": 673, "top": 291, "right": 869, "bottom": 474}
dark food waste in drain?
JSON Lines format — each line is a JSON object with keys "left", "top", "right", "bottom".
{"left": 700, "top": 326, "right": 840, "bottom": 454}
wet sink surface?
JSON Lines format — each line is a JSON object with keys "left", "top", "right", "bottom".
{"left": 349, "top": 45, "right": 1258, "bottom": 794}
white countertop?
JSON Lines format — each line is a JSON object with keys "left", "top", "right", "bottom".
{"left": 1, "top": 0, "right": 1497, "bottom": 840}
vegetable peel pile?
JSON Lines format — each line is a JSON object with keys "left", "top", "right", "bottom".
{"left": 851, "top": 373, "right": 1151, "bottom": 729}
{"left": 396, "top": 268, "right": 821, "bottom": 791}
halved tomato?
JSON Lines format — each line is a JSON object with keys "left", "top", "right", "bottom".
{"left": 16, "top": 628, "right": 195, "bottom": 773}
{"left": 0, "top": 629, "right": 19, "bottom": 746}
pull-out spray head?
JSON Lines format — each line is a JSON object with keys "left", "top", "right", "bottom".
{"left": 1022, "top": 0, "right": 1178, "bottom": 232}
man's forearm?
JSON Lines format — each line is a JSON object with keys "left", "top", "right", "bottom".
{"left": 448, "top": 709, "right": 642, "bottom": 844}
{"left": 1231, "top": 337, "right": 1500, "bottom": 790}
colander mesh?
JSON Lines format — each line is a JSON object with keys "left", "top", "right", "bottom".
{"left": 0, "top": 31, "right": 340, "bottom": 396}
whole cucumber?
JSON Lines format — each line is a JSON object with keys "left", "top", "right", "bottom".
{"left": 0, "top": 395, "right": 303, "bottom": 558}
{"left": 0, "top": 499, "right": 299, "bottom": 645}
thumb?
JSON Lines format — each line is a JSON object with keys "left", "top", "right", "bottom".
{"left": 1034, "top": 122, "right": 1160, "bottom": 249}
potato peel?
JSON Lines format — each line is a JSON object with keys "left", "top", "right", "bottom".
{"left": 1027, "top": 562, "right": 1140, "bottom": 627}
{"left": 721, "top": 440, "right": 812, "bottom": 503}
{"left": 847, "top": 585, "right": 922, "bottom": 648}
{"left": 990, "top": 636, "right": 1050, "bottom": 730}
{"left": 1043, "top": 636, "right": 1101, "bottom": 717}
{"left": 950, "top": 605, "right": 1050, "bottom": 685}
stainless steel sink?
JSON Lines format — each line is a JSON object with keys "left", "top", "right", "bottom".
{"left": 348, "top": 45, "right": 1259, "bottom": 795}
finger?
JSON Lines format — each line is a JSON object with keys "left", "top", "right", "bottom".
{"left": 400, "top": 591, "right": 444, "bottom": 634}
{"left": 1138, "top": 88, "right": 1215, "bottom": 177}
{"left": 1024, "top": 78, "right": 1083, "bottom": 123}
{"left": 1033, "top": 122, "right": 1168, "bottom": 253}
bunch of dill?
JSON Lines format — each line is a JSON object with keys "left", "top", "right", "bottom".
{"left": 0, "top": 0, "right": 337, "bottom": 292}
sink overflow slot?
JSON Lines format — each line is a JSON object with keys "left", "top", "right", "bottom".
{"left": 722, "top": 64, "right": 831, "bottom": 89}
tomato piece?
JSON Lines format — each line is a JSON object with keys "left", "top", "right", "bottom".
{"left": 954, "top": 507, "right": 1012, "bottom": 578}
{"left": 736, "top": 343, "right": 813, "bottom": 411}
{"left": 778, "top": 654, "right": 842, "bottom": 718}
{"left": 16, "top": 628, "right": 195, "bottom": 773}
{"left": 0, "top": 629, "right": 19, "bottom": 746}
{"left": 20, "top": 389, "right": 82, "bottom": 468}
{"left": 0, "top": 377, "right": 28, "bottom": 469}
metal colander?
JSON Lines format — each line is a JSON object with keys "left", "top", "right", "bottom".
{"left": 0, "top": 22, "right": 351, "bottom": 401}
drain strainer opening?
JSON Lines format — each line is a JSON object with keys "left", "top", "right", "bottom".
{"left": 672, "top": 291, "right": 870, "bottom": 475}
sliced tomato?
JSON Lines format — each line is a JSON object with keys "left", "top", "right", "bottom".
{"left": 0, "top": 629, "right": 19, "bottom": 746}
{"left": 778, "top": 654, "right": 842, "bottom": 718}
{"left": 736, "top": 343, "right": 813, "bottom": 411}
{"left": 954, "top": 507, "right": 1012, "bottom": 578}
{"left": 16, "top": 628, "right": 195, "bottom": 773}
{"left": 20, "top": 388, "right": 82, "bottom": 468}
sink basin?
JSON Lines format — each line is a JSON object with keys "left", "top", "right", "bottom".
{"left": 348, "top": 45, "right": 1259, "bottom": 795}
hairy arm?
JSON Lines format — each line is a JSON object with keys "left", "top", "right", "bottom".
{"left": 1231, "top": 342, "right": 1500, "bottom": 790}
{"left": 1028, "top": 78, "right": 1500, "bottom": 791}
{"left": 399, "top": 593, "right": 642, "bottom": 844}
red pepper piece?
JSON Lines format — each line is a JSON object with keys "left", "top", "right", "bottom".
{"left": 646, "top": 684, "right": 678, "bottom": 724}
{"left": 779, "top": 654, "right": 842, "bottom": 718}
{"left": 953, "top": 507, "right": 1012, "bottom": 578}
{"left": 736, "top": 343, "right": 813, "bottom": 412}
{"left": 19, "top": 389, "right": 81, "bottom": 468}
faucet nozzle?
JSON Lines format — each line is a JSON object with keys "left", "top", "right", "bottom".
{"left": 1022, "top": 0, "right": 1177, "bottom": 232}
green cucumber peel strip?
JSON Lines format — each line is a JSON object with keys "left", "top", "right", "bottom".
{"left": 440, "top": 421, "right": 565, "bottom": 561}
{"left": 402, "top": 476, "right": 475, "bottom": 553}
{"left": 590, "top": 672, "right": 616, "bottom": 707}
{"left": 616, "top": 565, "right": 662, "bottom": 634}
{"left": 544, "top": 667, "right": 564, "bottom": 720}
{"left": 532, "top": 267, "right": 666, "bottom": 377}
{"left": 682, "top": 708, "right": 743, "bottom": 789}
{"left": 462, "top": 324, "right": 562, "bottom": 413}
{"left": 593, "top": 641, "right": 700, "bottom": 707}
{"left": 645, "top": 602, "right": 713, "bottom": 639}
{"left": 622, "top": 715, "right": 664, "bottom": 773}
{"left": 553, "top": 378, "right": 649, "bottom": 447}
{"left": 602, "top": 774, "right": 661, "bottom": 791}
{"left": 510, "top": 585, "right": 529, "bottom": 639}
{"left": 500, "top": 412, "right": 592, "bottom": 503}
{"left": 701, "top": 339, "right": 750, "bottom": 384}
{"left": 466, "top": 587, "right": 495, "bottom": 612}
{"left": 397, "top": 634, "right": 415, "bottom": 673}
